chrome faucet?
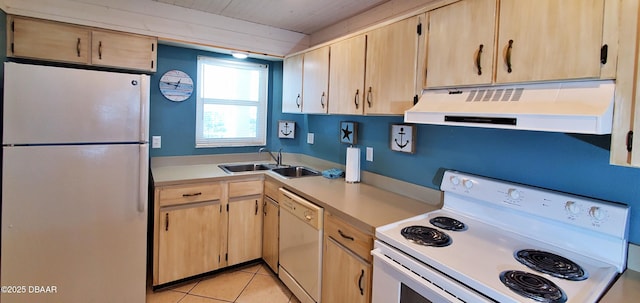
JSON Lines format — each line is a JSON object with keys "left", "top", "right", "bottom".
{"left": 258, "top": 147, "right": 283, "bottom": 167}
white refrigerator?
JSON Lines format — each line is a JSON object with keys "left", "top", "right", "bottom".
{"left": 1, "top": 62, "right": 149, "bottom": 303}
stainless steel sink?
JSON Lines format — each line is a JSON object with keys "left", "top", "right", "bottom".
{"left": 271, "top": 166, "right": 321, "bottom": 178}
{"left": 219, "top": 163, "right": 272, "bottom": 173}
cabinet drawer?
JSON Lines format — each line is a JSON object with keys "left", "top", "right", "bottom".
{"left": 264, "top": 179, "right": 280, "bottom": 200}
{"left": 229, "top": 180, "right": 263, "bottom": 198}
{"left": 325, "top": 212, "right": 373, "bottom": 262}
{"left": 158, "top": 183, "right": 221, "bottom": 207}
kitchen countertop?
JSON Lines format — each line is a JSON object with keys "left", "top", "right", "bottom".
{"left": 601, "top": 269, "right": 640, "bottom": 302}
{"left": 151, "top": 153, "right": 439, "bottom": 233}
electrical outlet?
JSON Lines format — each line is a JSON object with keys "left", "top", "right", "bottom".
{"left": 366, "top": 147, "right": 373, "bottom": 161}
{"left": 307, "top": 133, "right": 315, "bottom": 144}
{"left": 152, "top": 136, "right": 161, "bottom": 149}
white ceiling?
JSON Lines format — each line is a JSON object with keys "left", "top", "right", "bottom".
{"left": 153, "top": 0, "right": 390, "bottom": 34}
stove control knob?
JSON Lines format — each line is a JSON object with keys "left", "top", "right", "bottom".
{"left": 463, "top": 179, "right": 474, "bottom": 189}
{"left": 450, "top": 176, "right": 461, "bottom": 186}
{"left": 507, "top": 188, "right": 521, "bottom": 200}
{"left": 565, "top": 201, "right": 581, "bottom": 215}
{"left": 589, "top": 206, "right": 606, "bottom": 221}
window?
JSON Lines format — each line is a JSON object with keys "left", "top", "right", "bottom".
{"left": 196, "top": 56, "right": 268, "bottom": 147}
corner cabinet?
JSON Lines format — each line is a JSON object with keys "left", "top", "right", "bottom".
{"left": 282, "top": 46, "right": 330, "bottom": 114}
{"left": 7, "top": 15, "right": 157, "bottom": 72}
{"left": 322, "top": 212, "right": 374, "bottom": 303}
{"left": 282, "top": 53, "right": 304, "bottom": 113}
{"left": 262, "top": 178, "right": 281, "bottom": 273}
{"left": 329, "top": 16, "right": 422, "bottom": 115}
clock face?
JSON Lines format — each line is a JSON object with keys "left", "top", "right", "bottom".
{"left": 159, "top": 70, "right": 194, "bottom": 102}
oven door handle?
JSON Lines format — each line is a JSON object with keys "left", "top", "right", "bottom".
{"left": 371, "top": 248, "right": 493, "bottom": 303}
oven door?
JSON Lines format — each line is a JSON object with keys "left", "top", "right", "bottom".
{"left": 372, "top": 241, "right": 494, "bottom": 303}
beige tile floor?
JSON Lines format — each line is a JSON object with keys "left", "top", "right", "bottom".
{"left": 147, "top": 263, "right": 301, "bottom": 303}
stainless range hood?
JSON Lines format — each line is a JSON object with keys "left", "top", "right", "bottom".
{"left": 404, "top": 80, "right": 615, "bottom": 134}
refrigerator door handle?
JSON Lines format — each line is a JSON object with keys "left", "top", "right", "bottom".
{"left": 138, "top": 144, "right": 149, "bottom": 213}
{"left": 139, "top": 75, "right": 150, "bottom": 142}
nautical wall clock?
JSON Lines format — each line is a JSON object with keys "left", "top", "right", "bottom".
{"left": 390, "top": 124, "right": 416, "bottom": 153}
{"left": 159, "top": 69, "right": 194, "bottom": 102}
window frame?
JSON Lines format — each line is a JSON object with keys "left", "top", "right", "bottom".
{"left": 195, "top": 56, "right": 269, "bottom": 148}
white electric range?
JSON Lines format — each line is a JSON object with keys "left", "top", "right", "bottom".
{"left": 372, "top": 170, "right": 630, "bottom": 303}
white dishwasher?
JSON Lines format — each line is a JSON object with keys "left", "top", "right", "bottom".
{"left": 278, "top": 188, "right": 323, "bottom": 303}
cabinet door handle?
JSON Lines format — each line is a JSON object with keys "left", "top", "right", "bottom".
{"left": 338, "top": 229, "right": 355, "bottom": 241}
{"left": 165, "top": 213, "right": 169, "bottom": 231}
{"left": 263, "top": 201, "right": 267, "bottom": 216}
{"left": 320, "top": 92, "right": 326, "bottom": 109}
{"left": 182, "top": 192, "right": 202, "bottom": 197}
{"left": 255, "top": 200, "right": 259, "bottom": 215}
{"left": 476, "top": 44, "right": 484, "bottom": 76}
{"left": 98, "top": 41, "right": 103, "bottom": 60}
{"left": 296, "top": 94, "right": 301, "bottom": 108}
{"left": 366, "top": 87, "right": 372, "bottom": 108}
{"left": 506, "top": 39, "right": 514, "bottom": 73}
{"left": 354, "top": 89, "right": 360, "bottom": 109}
{"left": 358, "top": 269, "right": 365, "bottom": 295}
{"left": 76, "top": 38, "right": 81, "bottom": 57}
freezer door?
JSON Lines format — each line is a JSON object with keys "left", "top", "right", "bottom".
{"left": 1, "top": 144, "right": 148, "bottom": 303}
{"left": 3, "top": 62, "right": 149, "bottom": 144}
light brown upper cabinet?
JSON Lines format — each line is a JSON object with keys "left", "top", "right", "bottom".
{"left": 328, "top": 35, "right": 366, "bottom": 115}
{"left": 611, "top": 0, "right": 640, "bottom": 167}
{"left": 8, "top": 16, "right": 91, "bottom": 65}
{"left": 91, "top": 30, "right": 157, "bottom": 72}
{"left": 302, "top": 46, "right": 330, "bottom": 113}
{"left": 282, "top": 53, "right": 304, "bottom": 113}
{"left": 425, "top": 0, "right": 496, "bottom": 88}
{"left": 329, "top": 15, "right": 422, "bottom": 115}
{"left": 424, "top": 0, "right": 615, "bottom": 88}
{"left": 496, "top": 0, "right": 607, "bottom": 83}
{"left": 282, "top": 46, "right": 330, "bottom": 114}
{"left": 7, "top": 15, "right": 157, "bottom": 72}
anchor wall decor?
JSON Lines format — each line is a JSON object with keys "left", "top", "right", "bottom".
{"left": 278, "top": 120, "right": 296, "bottom": 139}
{"left": 390, "top": 124, "right": 416, "bottom": 153}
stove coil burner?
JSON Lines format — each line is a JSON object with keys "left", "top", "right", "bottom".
{"left": 515, "top": 249, "right": 588, "bottom": 281}
{"left": 400, "top": 226, "right": 452, "bottom": 247}
{"left": 500, "top": 270, "right": 567, "bottom": 303}
{"left": 429, "top": 216, "right": 467, "bottom": 231}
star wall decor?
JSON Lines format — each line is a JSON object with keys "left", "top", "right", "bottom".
{"left": 340, "top": 121, "right": 358, "bottom": 144}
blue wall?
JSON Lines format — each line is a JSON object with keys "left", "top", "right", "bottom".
{"left": 150, "top": 45, "right": 282, "bottom": 156}
{"left": 150, "top": 45, "right": 640, "bottom": 244}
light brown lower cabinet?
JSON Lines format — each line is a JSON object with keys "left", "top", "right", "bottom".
{"left": 153, "top": 178, "right": 264, "bottom": 287}
{"left": 322, "top": 237, "right": 372, "bottom": 303}
{"left": 227, "top": 197, "right": 263, "bottom": 266}
{"left": 262, "top": 196, "right": 279, "bottom": 273}
{"left": 322, "top": 212, "right": 374, "bottom": 303}
{"left": 157, "top": 202, "right": 222, "bottom": 285}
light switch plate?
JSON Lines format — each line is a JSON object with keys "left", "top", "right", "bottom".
{"left": 366, "top": 147, "right": 373, "bottom": 161}
{"left": 307, "top": 133, "right": 314, "bottom": 144}
{"left": 152, "top": 136, "right": 161, "bottom": 149}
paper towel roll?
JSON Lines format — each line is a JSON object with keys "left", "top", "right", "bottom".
{"left": 345, "top": 147, "right": 360, "bottom": 183}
